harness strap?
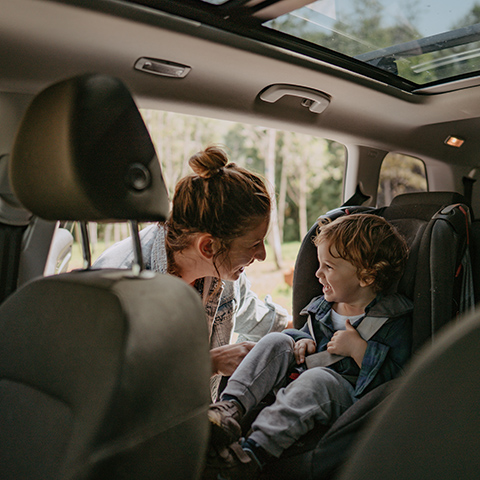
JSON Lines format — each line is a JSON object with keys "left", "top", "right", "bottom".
{"left": 305, "top": 315, "right": 389, "bottom": 369}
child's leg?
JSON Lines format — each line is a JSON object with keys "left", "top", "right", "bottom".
{"left": 209, "top": 332, "right": 296, "bottom": 447}
{"left": 220, "top": 332, "right": 296, "bottom": 412}
{"left": 247, "top": 367, "right": 355, "bottom": 458}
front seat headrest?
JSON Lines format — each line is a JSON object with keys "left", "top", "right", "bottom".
{"left": 10, "top": 74, "right": 169, "bottom": 222}
{"left": 390, "top": 191, "right": 466, "bottom": 208}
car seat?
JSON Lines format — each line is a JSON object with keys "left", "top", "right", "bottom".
{"left": 0, "top": 74, "right": 211, "bottom": 479}
{"left": 0, "top": 154, "right": 32, "bottom": 302}
{"left": 0, "top": 154, "right": 76, "bottom": 302}
{"left": 336, "top": 305, "right": 480, "bottom": 480}
{"left": 261, "top": 190, "right": 473, "bottom": 480}
{"left": 293, "top": 191, "right": 473, "bottom": 350}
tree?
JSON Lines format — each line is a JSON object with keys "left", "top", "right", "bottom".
{"left": 377, "top": 153, "right": 427, "bottom": 205}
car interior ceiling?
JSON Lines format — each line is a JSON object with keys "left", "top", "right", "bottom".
{"left": 2, "top": 1, "right": 480, "bottom": 479}
{"left": 2, "top": 0, "right": 480, "bottom": 170}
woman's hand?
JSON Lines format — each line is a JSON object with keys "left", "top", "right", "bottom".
{"left": 327, "top": 319, "right": 367, "bottom": 367}
{"left": 294, "top": 338, "right": 316, "bottom": 364}
{"left": 210, "top": 341, "right": 256, "bottom": 376}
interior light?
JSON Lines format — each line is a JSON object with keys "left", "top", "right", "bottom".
{"left": 445, "top": 136, "right": 465, "bottom": 148}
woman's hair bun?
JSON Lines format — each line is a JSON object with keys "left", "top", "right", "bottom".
{"left": 189, "top": 145, "right": 228, "bottom": 178}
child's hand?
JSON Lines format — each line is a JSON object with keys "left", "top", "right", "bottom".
{"left": 327, "top": 319, "right": 367, "bottom": 367}
{"left": 294, "top": 338, "right": 316, "bottom": 364}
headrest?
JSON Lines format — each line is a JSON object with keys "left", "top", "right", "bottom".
{"left": 10, "top": 74, "right": 169, "bottom": 222}
{"left": 390, "top": 191, "right": 466, "bottom": 208}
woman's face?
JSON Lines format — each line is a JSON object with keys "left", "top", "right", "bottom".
{"left": 216, "top": 216, "right": 269, "bottom": 281}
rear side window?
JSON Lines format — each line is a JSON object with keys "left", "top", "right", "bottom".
{"left": 377, "top": 153, "right": 427, "bottom": 207}
{"left": 66, "top": 109, "right": 346, "bottom": 313}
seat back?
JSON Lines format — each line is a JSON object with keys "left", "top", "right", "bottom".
{"left": 0, "top": 154, "right": 31, "bottom": 302}
{"left": 337, "top": 307, "right": 480, "bottom": 480}
{"left": 292, "top": 191, "right": 473, "bottom": 352}
{"left": 262, "top": 192, "right": 474, "bottom": 480}
{"left": 0, "top": 74, "right": 211, "bottom": 479}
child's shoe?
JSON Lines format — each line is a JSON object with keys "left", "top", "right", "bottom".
{"left": 208, "top": 400, "right": 243, "bottom": 446}
{"left": 202, "top": 441, "right": 261, "bottom": 480}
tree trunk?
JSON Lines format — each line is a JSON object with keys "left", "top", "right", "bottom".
{"left": 299, "top": 158, "right": 308, "bottom": 240}
{"left": 265, "top": 129, "right": 282, "bottom": 269}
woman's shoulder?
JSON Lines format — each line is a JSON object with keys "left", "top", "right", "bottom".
{"left": 93, "top": 223, "right": 161, "bottom": 269}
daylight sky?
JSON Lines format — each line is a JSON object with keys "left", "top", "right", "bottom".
{"left": 309, "top": 0, "right": 478, "bottom": 37}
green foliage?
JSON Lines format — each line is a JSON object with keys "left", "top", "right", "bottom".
{"left": 140, "top": 110, "right": 346, "bottom": 245}
{"left": 267, "top": 0, "right": 480, "bottom": 85}
{"left": 377, "top": 153, "right": 428, "bottom": 205}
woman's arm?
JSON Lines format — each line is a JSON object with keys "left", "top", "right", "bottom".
{"left": 233, "top": 272, "right": 291, "bottom": 342}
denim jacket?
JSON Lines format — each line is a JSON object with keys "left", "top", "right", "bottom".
{"left": 284, "top": 293, "right": 413, "bottom": 398}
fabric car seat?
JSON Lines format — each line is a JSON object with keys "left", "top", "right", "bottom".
{"left": 261, "top": 191, "right": 473, "bottom": 480}
{"left": 293, "top": 191, "right": 473, "bottom": 351}
{"left": 0, "top": 154, "right": 32, "bottom": 302}
{"left": 336, "top": 306, "right": 480, "bottom": 480}
{"left": 0, "top": 74, "right": 211, "bottom": 479}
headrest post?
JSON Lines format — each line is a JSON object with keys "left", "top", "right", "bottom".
{"left": 79, "top": 221, "right": 92, "bottom": 269}
{"left": 129, "top": 220, "right": 144, "bottom": 276}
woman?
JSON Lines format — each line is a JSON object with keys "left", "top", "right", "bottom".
{"left": 93, "top": 146, "right": 290, "bottom": 397}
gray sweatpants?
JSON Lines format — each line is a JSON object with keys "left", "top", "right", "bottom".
{"left": 221, "top": 332, "right": 356, "bottom": 457}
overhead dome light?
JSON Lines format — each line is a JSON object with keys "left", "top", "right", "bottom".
{"left": 445, "top": 135, "right": 465, "bottom": 148}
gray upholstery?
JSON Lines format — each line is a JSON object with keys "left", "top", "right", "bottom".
{"left": 337, "top": 307, "right": 480, "bottom": 480}
{"left": 1, "top": 74, "right": 211, "bottom": 479}
{"left": 276, "top": 191, "right": 472, "bottom": 479}
{"left": 390, "top": 190, "right": 466, "bottom": 207}
{"left": 11, "top": 74, "right": 169, "bottom": 221}
{"left": 0, "top": 272, "right": 210, "bottom": 479}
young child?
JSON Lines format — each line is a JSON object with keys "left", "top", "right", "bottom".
{"left": 202, "top": 213, "right": 413, "bottom": 480}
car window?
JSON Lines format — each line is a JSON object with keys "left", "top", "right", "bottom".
{"left": 377, "top": 152, "right": 428, "bottom": 207}
{"left": 67, "top": 109, "right": 346, "bottom": 311}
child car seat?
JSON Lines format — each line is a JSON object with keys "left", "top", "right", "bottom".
{"left": 261, "top": 191, "right": 473, "bottom": 480}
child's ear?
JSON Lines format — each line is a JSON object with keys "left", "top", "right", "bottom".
{"left": 359, "top": 275, "right": 375, "bottom": 288}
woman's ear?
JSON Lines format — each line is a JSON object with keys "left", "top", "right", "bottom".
{"left": 197, "top": 234, "right": 215, "bottom": 259}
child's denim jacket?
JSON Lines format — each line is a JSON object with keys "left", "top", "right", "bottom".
{"left": 284, "top": 294, "right": 413, "bottom": 398}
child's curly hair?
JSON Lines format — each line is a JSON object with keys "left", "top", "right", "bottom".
{"left": 314, "top": 213, "right": 409, "bottom": 294}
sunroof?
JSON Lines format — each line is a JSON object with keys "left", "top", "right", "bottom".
{"left": 263, "top": 1, "right": 480, "bottom": 86}
{"left": 131, "top": 0, "right": 480, "bottom": 89}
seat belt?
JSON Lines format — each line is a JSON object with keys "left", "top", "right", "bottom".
{"left": 305, "top": 314, "right": 389, "bottom": 369}
{"left": 341, "top": 183, "right": 371, "bottom": 207}
{"left": 462, "top": 175, "right": 476, "bottom": 213}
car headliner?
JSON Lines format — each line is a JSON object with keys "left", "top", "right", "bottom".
{"left": 1, "top": 0, "right": 480, "bottom": 172}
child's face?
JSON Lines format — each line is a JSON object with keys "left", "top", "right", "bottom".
{"left": 315, "top": 240, "right": 371, "bottom": 306}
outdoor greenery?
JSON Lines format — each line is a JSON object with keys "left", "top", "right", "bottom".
{"left": 142, "top": 109, "right": 345, "bottom": 252}
{"left": 71, "top": 109, "right": 426, "bottom": 275}
{"left": 267, "top": 0, "right": 480, "bottom": 85}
